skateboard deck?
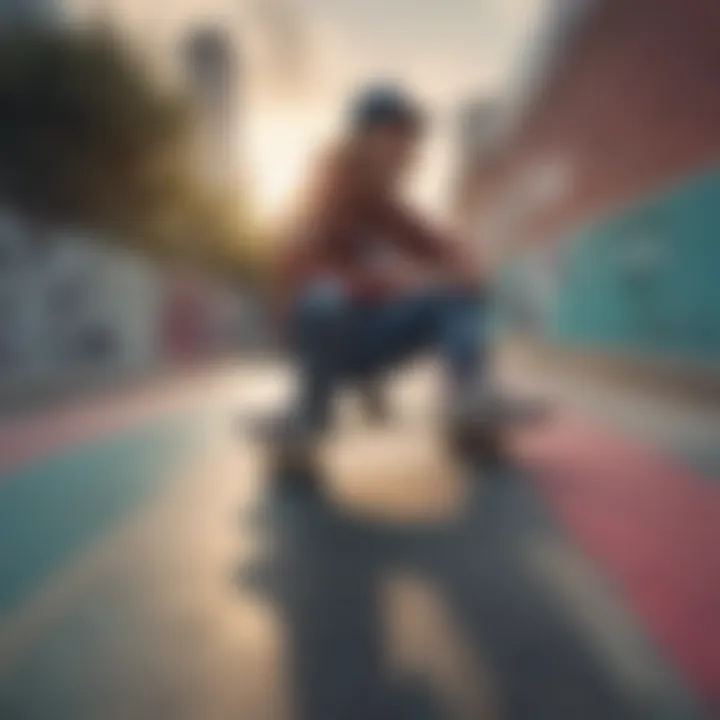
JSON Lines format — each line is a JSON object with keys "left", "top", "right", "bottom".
{"left": 251, "top": 394, "right": 551, "bottom": 492}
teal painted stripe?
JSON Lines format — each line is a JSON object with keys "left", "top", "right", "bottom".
{"left": 0, "top": 415, "right": 201, "bottom": 616}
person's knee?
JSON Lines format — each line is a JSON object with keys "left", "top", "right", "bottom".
{"left": 437, "top": 286, "right": 488, "bottom": 348}
{"left": 445, "top": 284, "right": 487, "bottom": 308}
{"left": 294, "top": 281, "right": 351, "bottom": 335}
{"left": 423, "top": 286, "right": 485, "bottom": 325}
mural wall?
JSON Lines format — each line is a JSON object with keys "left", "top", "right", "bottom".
{"left": 0, "top": 213, "right": 257, "bottom": 398}
{"left": 499, "top": 169, "right": 720, "bottom": 367}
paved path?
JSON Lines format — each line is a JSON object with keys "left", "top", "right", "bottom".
{"left": 0, "top": 364, "right": 716, "bottom": 719}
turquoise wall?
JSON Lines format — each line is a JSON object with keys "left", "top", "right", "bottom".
{"left": 500, "top": 169, "right": 720, "bottom": 366}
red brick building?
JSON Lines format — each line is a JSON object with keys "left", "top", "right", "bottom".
{"left": 458, "top": 0, "right": 720, "bottom": 364}
{"left": 461, "top": 0, "right": 720, "bottom": 244}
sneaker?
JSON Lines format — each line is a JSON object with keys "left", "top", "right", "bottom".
{"left": 357, "top": 378, "right": 391, "bottom": 425}
{"left": 259, "top": 411, "right": 320, "bottom": 455}
{"left": 449, "top": 382, "right": 502, "bottom": 429}
{"left": 450, "top": 378, "right": 549, "bottom": 428}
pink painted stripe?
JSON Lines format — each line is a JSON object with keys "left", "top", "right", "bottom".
{"left": 0, "top": 377, "right": 205, "bottom": 475}
{"left": 515, "top": 415, "right": 720, "bottom": 711}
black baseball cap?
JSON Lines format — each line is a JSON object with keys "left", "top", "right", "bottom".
{"left": 348, "top": 83, "right": 426, "bottom": 134}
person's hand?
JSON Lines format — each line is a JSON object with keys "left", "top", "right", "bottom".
{"left": 389, "top": 258, "right": 430, "bottom": 294}
{"left": 444, "top": 243, "right": 484, "bottom": 291}
{"left": 364, "top": 255, "right": 430, "bottom": 298}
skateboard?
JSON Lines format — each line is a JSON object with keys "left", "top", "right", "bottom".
{"left": 264, "top": 398, "right": 550, "bottom": 484}
{"left": 269, "top": 434, "right": 322, "bottom": 483}
{"left": 449, "top": 396, "right": 551, "bottom": 467}
{"left": 263, "top": 383, "right": 393, "bottom": 485}
{"left": 448, "top": 417, "right": 507, "bottom": 467}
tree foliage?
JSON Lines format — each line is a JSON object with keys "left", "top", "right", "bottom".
{"left": 0, "top": 25, "right": 263, "bottom": 279}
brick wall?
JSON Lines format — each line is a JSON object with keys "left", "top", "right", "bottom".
{"left": 461, "top": 0, "right": 720, "bottom": 366}
{"left": 463, "top": 0, "right": 720, "bottom": 245}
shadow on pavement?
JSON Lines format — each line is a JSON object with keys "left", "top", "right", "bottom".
{"left": 235, "top": 465, "right": 678, "bottom": 720}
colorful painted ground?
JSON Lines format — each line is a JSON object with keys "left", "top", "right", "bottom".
{"left": 0, "top": 364, "right": 717, "bottom": 719}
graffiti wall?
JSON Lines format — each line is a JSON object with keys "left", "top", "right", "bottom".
{"left": 0, "top": 214, "right": 257, "bottom": 399}
{"left": 0, "top": 224, "right": 167, "bottom": 388}
{"left": 499, "top": 169, "right": 720, "bottom": 367}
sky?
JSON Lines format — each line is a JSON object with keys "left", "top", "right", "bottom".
{"left": 70, "top": 0, "right": 548, "bottom": 217}
{"left": 245, "top": 0, "right": 547, "bottom": 217}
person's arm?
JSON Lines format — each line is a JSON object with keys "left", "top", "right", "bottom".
{"left": 380, "top": 200, "right": 483, "bottom": 289}
{"left": 271, "top": 203, "right": 388, "bottom": 331}
{"left": 274, "top": 197, "right": 423, "bottom": 318}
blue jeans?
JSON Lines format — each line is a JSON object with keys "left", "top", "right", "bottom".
{"left": 291, "top": 282, "right": 486, "bottom": 429}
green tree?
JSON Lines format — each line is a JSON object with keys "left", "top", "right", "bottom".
{"left": 0, "top": 25, "right": 265, "bottom": 280}
{"left": 0, "top": 27, "right": 189, "bottom": 241}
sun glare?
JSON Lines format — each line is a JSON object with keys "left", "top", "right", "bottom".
{"left": 247, "top": 108, "right": 336, "bottom": 221}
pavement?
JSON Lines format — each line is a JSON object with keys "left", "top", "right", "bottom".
{"left": 0, "top": 360, "right": 718, "bottom": 720}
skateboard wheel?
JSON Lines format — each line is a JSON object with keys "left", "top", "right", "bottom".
{"left": 269, "top": 444, "right": 320, "bottom": 484}
{"left": 449, "top": 424, "right": 506, "bottom": 466}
